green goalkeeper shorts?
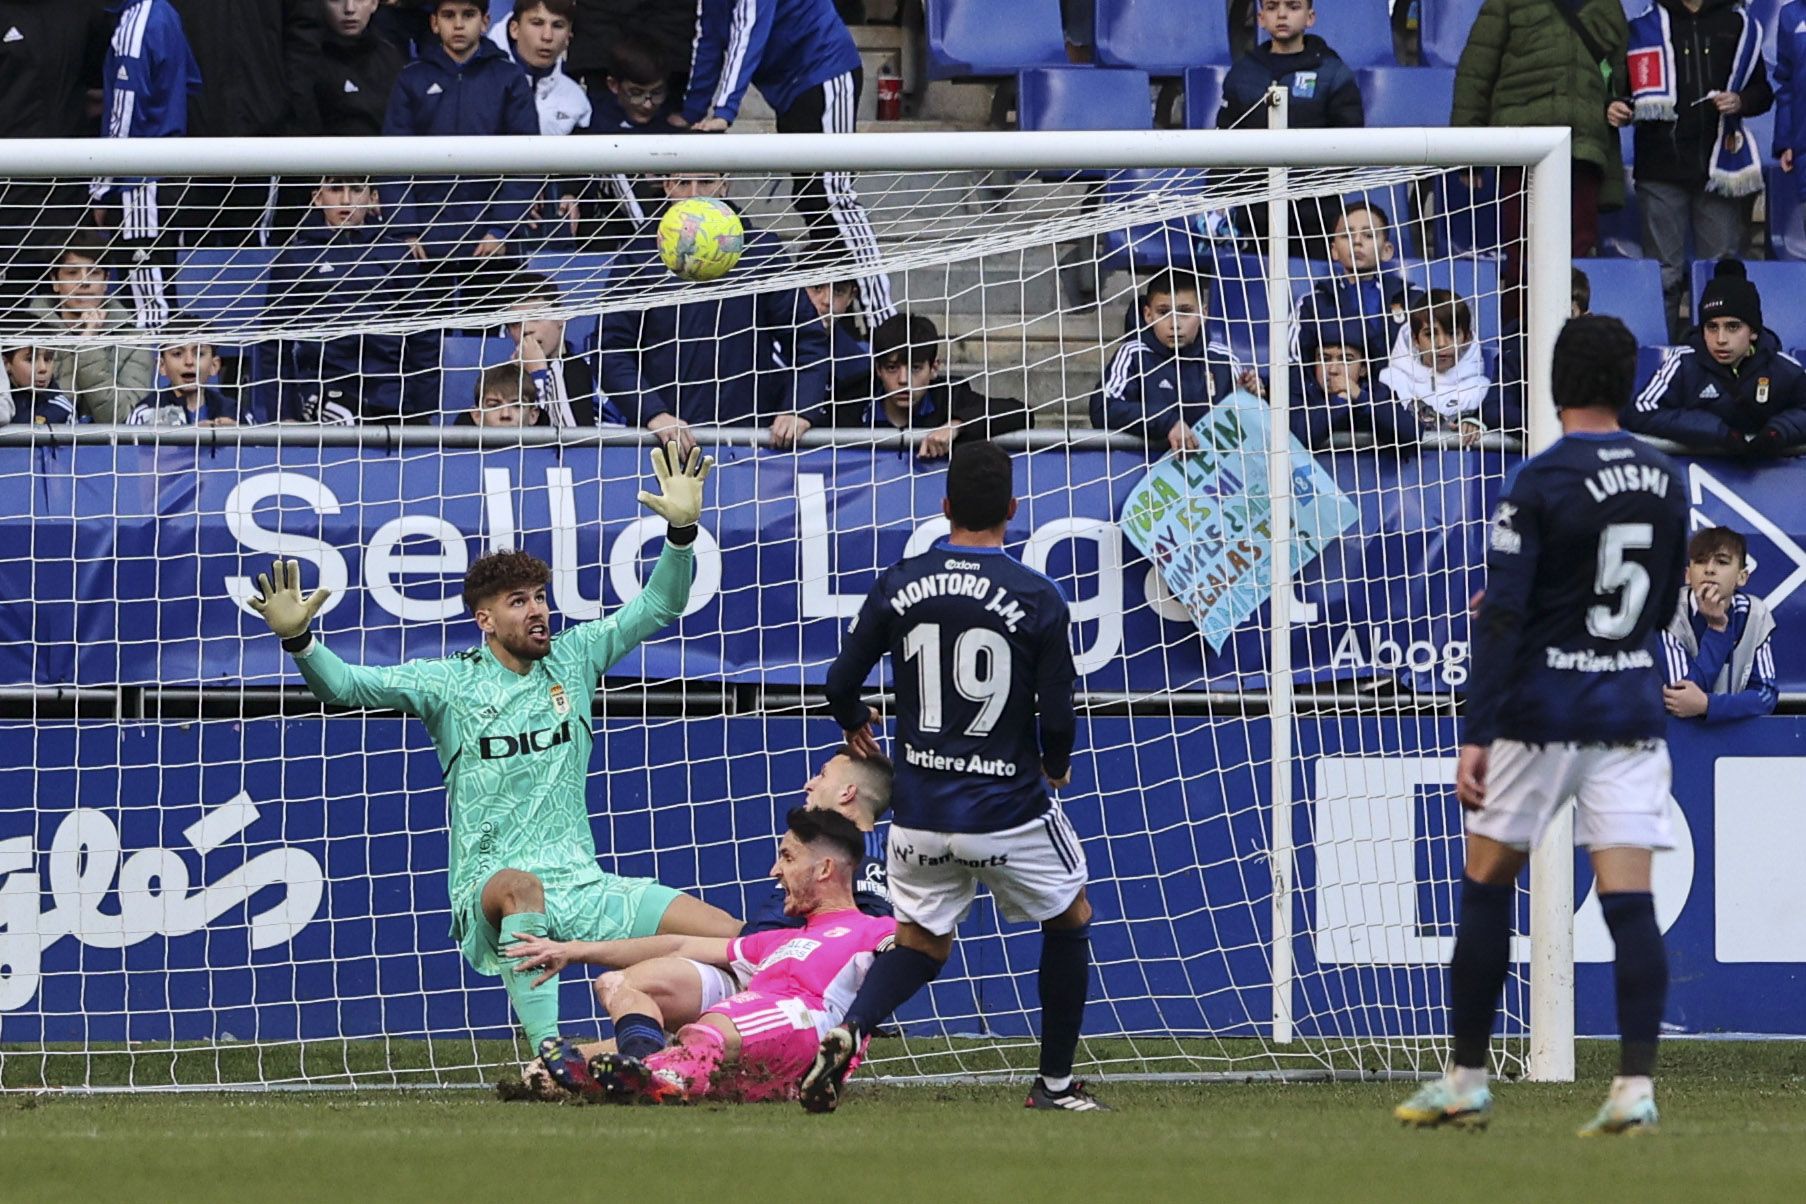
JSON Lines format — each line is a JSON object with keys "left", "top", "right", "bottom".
{"left": 453, "top": 873, "right": 682, "bottom": 977}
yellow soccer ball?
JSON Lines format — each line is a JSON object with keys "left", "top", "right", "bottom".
{"left": 657, "top": 197, "right": 744, "bottom": 282}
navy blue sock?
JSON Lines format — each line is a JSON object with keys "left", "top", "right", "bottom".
{"left": 1037, "top": 924, "right": 1091, "bottom": 1080}
{"left": 842, "top": 946, "right": 943, "bottom": 1033}
{"left": 1600, "top": 891, "right": 1667, "bottom": 1078}
{"left": 614, "top": 1012, "right": 667, "bottom": 1061}
{"left": 1449, "top": 877, "right": 1514, "bottom": 1070}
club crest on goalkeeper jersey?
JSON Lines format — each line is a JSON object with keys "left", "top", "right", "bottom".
{"left": 291, "top": 544, "right": 694, "bottom": 907}
{"left": 825, "top": 539, "right": 1078, "bottom": 835}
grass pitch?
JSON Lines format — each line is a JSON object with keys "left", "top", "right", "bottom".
{"left": 2, "top": 1042, "right": 1803, "bottom": 1203}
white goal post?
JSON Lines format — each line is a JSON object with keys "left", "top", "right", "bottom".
{"left": 0, "top": 124, "right": 1574, "bottom": 1090}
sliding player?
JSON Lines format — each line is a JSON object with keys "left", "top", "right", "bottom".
{"left": 800, "top": 440, "right": 1103, "bottom": 1113}
{"left": 246, "top": 444, "right": 742, "bottom": 1095}
{"left": 506, "top": 807, "right": 895, "bottom": 1103}
{"left": 1394, "top": 316, "right": 1687, "bottom": 1135}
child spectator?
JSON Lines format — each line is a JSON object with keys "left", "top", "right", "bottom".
{"left": 307, "top": 0, "right": 405, "bottom": 138}
{"left": 26, "top": 234, "right": 156, "bottom": 422}
{"left": 579, "top": 37, "right": 681, "bottom": 253}
{"left": 1218, "top": 0, "right": 1363, "bottom": 253}
{"left": 456, "top": 362, "right": 544, "bottom": 427}
{"left": 128, "top": 338, "right": 242, "bottom": 425}
{"left": 1661, "top": 526, "right": 1778, "bottom": 723}
{"left": 1090, "top": 272, "right": 1237, "bottom": 454}
{"left": 1379, "top": 290, "right": 1491, "bottom": 445}
{"left": 1290, "top": 322, "right": 1415, "bottom": 451}
{"left": 1291, "top": 202, "right": 1423, "bottom": 368}
{"left": 829, "top": 313, "right": 1028, "bottom": 459}
{"left": 269, "top": 176, "right": 440, "bottom": 424}
{"left": 94, "top": 0, "right": 202, "bottom": 331}
{"left": 382, "top": 0, "right": 539, "bottom": 291}
{"left": 499, "top": 270, "right": 613, "bottom": 426}
{"left": 1625, "top": 259, "right": 1806, "bottom": 454}
{"left": 1628, "top": 0, "right": 1770, "bottom": 339}
{"left": 805, "top": 279, "right": 872, "bottom": 407}
{"left": 0, "top": 346, "right": 85, "bottom": 427}
{"left": 599, "top": 173, "right": 829, "bottom": 452}
{"left": 680, "top": 0, "right": 894, "bottom": 322}
{"left": 1219, "top": 1, "right": 1364, "bottom": 130}
{"left": 490, "top": 0, "right": 589, "bottom": 135}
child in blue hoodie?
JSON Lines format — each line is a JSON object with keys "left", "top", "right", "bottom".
{"left": 1661, "top": 527, "right": 1779, "bottom": 724}
{"left": 382, "top": 0, "right": 539, "bottom": 292}
{"left": 1089, "top": 272, "right": 1237, "bottom": 453}
{"left": 269, "top": 176, "right": 441, "bottom": 423}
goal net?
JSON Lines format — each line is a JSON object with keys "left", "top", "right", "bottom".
{"left": 0, "top": 127, "right": 1562, "bottom": 1091}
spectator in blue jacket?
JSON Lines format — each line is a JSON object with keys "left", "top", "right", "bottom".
{"left": 1624, "top": 259, "right": 1806, "bottom": 456}
{"left": 598, "top": 173, "right": 830, "bottom": 451}
{"left": 805, "top": 279, "right": 873, "bottom": 411}
{"left": 827, "top": 313, "right": 1029, "bottom": 459}
{"left": 269, "top": 176, "right": 440, "bottom": 423}
{"left": 1219, "top": 0, "right": 1363, "bottom": 253}
{"left": 1090, "top": 272, "right": 1238, "bottom": 453}
{"left": 1291, "top": 202, "right": 1423, "bottom": 368}
{"left": 0, "top": 346, "right": 86, "bottom": 427}
{"left": 1290, "top": 322, "right": 1416, "bottom": 452}
{"left": 96, "top": 0, "right": 202, "bottom": 331}
{"left": 678, "top": 0, "right": 893, "bottom": 323}
{"left": 577, "top": 37, "right": 677, "bottom": 254}
{"left": 382, "top": 0, "right": 539, "bottom": 294}
{"left": 497, "top": 270, "right": 614, "bottom": 427}
{"left": 1774, "top": 1, "right": 1806, "bottom": 232}
{"left": 127, "top": 338, "right": 245, "bottom": 425}
{"left": 1661, "top": 527, "right": 1779, "bottom": 724}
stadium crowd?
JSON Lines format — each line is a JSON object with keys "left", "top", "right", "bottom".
{"left": 1, "top": 0, "right": 1805, "bottom": 461}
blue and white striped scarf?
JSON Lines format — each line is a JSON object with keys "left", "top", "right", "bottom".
{"left": 1628, "top": 2, "right": 1764, "bottom": 196}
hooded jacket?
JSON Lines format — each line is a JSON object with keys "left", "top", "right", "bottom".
{"left": 598, "top": 220, "right": 830, "bottom": 426}
{"left": 1623, "top": 326, "right": 1806, "bottom": 453}
{"left": 381, "top": 38, "right": 540, "bottom": 254}
{"left": 1632, "top": 0, "right": 1775, "bottom": 189}
{"left": 25, "top": 295, "right": 156, "bottom": 423}
{"left": 684, "top": 0, "right": 862, "bottom": 123}
{"left": 0, "top": 0, "right": 111, "bottom": 139}
{"left": 166, "top": 0, "right": 320, "bottom": 137}
{"left": 1218, "top": 34, "right": 1364, "bottom": 130}
{"left": 268, "top": 212, "right": 439, "bottom": 421}
{"left": 303, "top": 17, "right": 405, "bottom": 137}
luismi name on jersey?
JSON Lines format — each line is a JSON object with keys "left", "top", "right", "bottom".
{"left": 1583, "top": 462, "right": 1672, "bottom": 504}
{"left": 888, "top": 571, "right": 1028, "bottom": 631}
{"left": 478, "top": 720, "right": 572, "bottom": 760}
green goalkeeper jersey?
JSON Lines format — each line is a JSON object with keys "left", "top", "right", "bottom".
{"left": 292, "top": 542, "right": 694, "bottom": 913}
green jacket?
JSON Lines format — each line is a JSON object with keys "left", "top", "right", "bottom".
{"left": 1451, "top": 0, "right": 1629, "bottom": 207}
{"left": 25, "top": 295, "right": 157, "bottom": 424}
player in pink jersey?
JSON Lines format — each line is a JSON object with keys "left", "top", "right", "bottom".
{"left": 505, "top": 806, "right": 895, "bottom": 1103}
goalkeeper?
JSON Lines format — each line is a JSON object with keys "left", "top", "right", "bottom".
{"left": 247, "top": 444, "right": 741, "bottom": 1095}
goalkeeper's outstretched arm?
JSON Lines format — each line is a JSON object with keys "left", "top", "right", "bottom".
{"left": 567, "top": 443, "right": 716, "bottom": 676}
{"left": 503, "top": 932, "right": 733, "bottom": 987}
{"left": 246, "top": 558, "right": 448, "bottom": 717}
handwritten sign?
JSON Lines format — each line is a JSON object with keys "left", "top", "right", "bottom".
{"left": 0, "top": 792, "right": 324, "bottom": 1017}
{"left": 1119, "top": 390, "right": 1359, "bottom": 651}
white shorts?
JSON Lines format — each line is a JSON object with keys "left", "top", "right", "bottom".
{"left": 888, "top": 805, "right": 1089, "bottom": 935}
{"left": 1468, "top": 739, "right": 1674, "bottom": 851}
{"left": 681, "top": 958, "right": 741, "bottom": 1012}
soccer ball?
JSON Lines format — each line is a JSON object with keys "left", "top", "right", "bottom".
{"left": 657, "top": 197, "right": 744, "bottom": 282}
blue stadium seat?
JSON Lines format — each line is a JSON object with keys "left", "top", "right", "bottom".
{"left": 524, "top": 250, "right": 611, "bottom": 352}
{"left": 172, "top": 247, "right": 275, "bottom": 332}
{"left": 1183, "top": 65, "right": 1228, "bottom": 129}
{"left": 1098, "top": 169, "right": 1214, "bottom": 272}
{"left": 1093, "top": 0, "right": 1231, "bottom": 75}
{"left": 1207, "top": 250, "right": 1273, "bottom": 368}
{"left": 927, "top": 0, "right": 1068, "bottom": 78}
{"left": 1598, "top": 173, "right": 1644, "bottom": 257}
{"left": 438, "top": 334, "right": 487, "bottom": 425}
{"left": 1017, "top": 67, "right": 1153, "bottom": 131}
{"left": 1310, "top": 0, "right": 1396, "bottom": 67}
{"left": 1422, "top": 168, "right": 1503, "bottom": 257}
{"left": 1768, "top": 165, "right": 1806, "bottom": 261}
{"left": 1398, "top": 256, "right": 1502, "bottom": 347}
{"left": 1690, "top": 259, "right": 1806, "bottom": 347}
{"left": 1421, "top": 0, "right": 1484, "bottom": 68}
{"left": 1579, "top": 260, "right": 1669, "bottom": 349}
{"left": 1357, "top": 67, "right": 1455, "bottom": 128}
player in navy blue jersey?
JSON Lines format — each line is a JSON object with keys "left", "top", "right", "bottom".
{"left": 1395, "top": 316, "right": 1688, "bottom": 1137}
{"left": 800, "top": 441, "right": 1103, "bottom": 1113}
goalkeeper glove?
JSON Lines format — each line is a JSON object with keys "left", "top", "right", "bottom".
{"left": 247, "top": 558, "right": 332, "bottom": 641}
{"left": 636, "top": 442, "right": 714, "bottom": 532}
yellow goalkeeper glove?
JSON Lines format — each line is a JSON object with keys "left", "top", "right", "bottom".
{"left": 247, "top": 558, "right": 332, "bottom": 640}
{"left": 636, "top": 442, "right": 714, "bottom": 530}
